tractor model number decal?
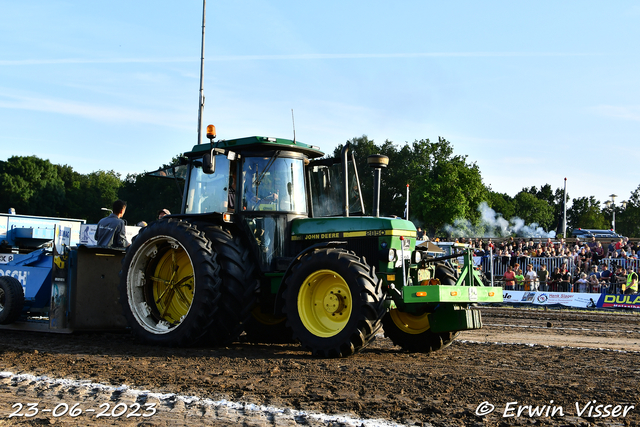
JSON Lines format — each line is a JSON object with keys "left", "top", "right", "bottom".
{"left": 292, "top": 229, "right": 416, "bottom": 241}
{"left": 394, "top": 251, "right": 412, "bottom": 267}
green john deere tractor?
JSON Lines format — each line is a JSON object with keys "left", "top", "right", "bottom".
{"left": 119, "top": 127, "right": 502, "bottom": 357}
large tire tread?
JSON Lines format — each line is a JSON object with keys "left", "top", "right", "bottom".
{"left": 382, "top": 313, "right": 458, "bottom": 353}
{"left": 435, "top": 262, "right": 457, "bottom": 286}
{"left": 0, "top": 276, "right": 24, "bottom": 325}
{"left": 283, "top": 248, "right": 385, "bottom": 358}
{"left": 119, "top": 219, "right": 221, "bottom": 347}
{"left": 200, "top": 225, "right": 259, "bottom": 346}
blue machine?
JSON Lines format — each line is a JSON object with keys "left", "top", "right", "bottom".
{"left": 0, "top": 248, "right": 53, "bottom": 313}
{"left": 0, "top": 213, "right": 128, "bottom": 332}
{"left": 0, "top": 213, "right": 84, "bottom": 316}
{"left": 0, "top": 213, "right": 83, "bottom": 249}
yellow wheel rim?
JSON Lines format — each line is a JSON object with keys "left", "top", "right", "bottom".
{"left": 389, "top": 309, "right": 430, "bottom": 335}
{"left": 150, "top": 245, "right": 195, "bottom": 325}
{"left": 251, "top": 305, "right": 286, "bottom": 326}
{"left": 298, "top": 269, "right": 352, "bottom": 338}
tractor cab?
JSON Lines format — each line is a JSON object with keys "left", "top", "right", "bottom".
{"left": 178, "top": 134, "right": 323, "bottom": 272}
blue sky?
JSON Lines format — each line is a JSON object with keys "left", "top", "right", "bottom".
{"left": 2, "top": 1, "right": 639, "bottom": 209}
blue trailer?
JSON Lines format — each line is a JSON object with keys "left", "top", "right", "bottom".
{"left": 0, "top": 213, "right": 128, "bottom": 332}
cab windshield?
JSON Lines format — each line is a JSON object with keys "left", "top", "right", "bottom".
{"left": 185, "top": 155, "right": 231, "bottom": 214}
{"left": 241, "top": 156, "right": 307, "bottom": 213}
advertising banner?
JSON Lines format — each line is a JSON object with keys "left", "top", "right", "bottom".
{"left": 598, "top": 294, "right": 640, "bottom": 309}
{"left": 502, "top": 291, "right": 535, "bottom": 304}
{"left": 500, "top": 291, "right": 640, "bottom": 310}
{"left": 532, "top": 292, "right": 602, "bottom": 308}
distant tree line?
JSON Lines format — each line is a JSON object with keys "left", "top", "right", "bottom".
{"left": 1, "top": 137, "right": 639, "bottom": 237}
{"left": 336, "top": 136, "right": 640, "bottom": 238}
{"left": 0, "top": 155, "right": 182, "bottom": 226}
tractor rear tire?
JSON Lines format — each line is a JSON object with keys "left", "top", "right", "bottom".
{"left": 0, "top": 276, "right": 24, "bottom": 325}
{"left": 200, "top": 225, "right": 259, "bottom": 346}
{"left": 382, "top": 262, "right": 460, "bottom": 353}
{"left": 119, "top": 219, "right": 221, "bottom": 347}
{"left": 283, "top": 248, "right": 384, "bottom": 358}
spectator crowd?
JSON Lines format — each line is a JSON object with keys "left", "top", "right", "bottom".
{"left": 444, "top": 235, "right": 639, "bottom": 295}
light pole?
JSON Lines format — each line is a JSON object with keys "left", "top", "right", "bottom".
{"left": 604, "top": 194, "right": 627, "bottom": 233}
{"left": 619, "top": 200, "right": 627, "bottom": 234}
{"left": 196, "top": 0, "right": 206, "bottom": 145}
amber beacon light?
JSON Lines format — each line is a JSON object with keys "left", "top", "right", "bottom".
{"left": 206, "top": 124, "right": 216, "bottom": 140}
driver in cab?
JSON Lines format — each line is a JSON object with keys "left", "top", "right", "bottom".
{"left": 243, "top": 161, "right": 279, "bottom": 211}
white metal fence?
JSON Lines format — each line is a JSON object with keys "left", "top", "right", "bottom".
{"left": 478, "top": 252, "right": 638, "bottom": 293}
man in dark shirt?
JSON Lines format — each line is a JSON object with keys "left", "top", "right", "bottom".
{"left": 537, "top": 264, "right": 549, "bottom": 291}
{"left": 548, "top": 267, "right": 562, "bottom": 292}
{"left": 608, "top": 265, "right": 624, "bottom": 293}
{"left": 559, "top": 265, "right": 572, "bottom": 292}
{"left": 95, "top": 200, "right": 128, "bottom": 248}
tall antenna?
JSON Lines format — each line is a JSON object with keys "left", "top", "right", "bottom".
{"left": 562, "top": 177, "right": 567, "bottom": 238}
{"left": 291, "top": 109, "right": 296, "bottom": 144}
{"left": 196, "top": 0, "right": 206, "bottom": 145}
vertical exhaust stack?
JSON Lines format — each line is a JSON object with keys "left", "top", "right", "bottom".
{"left": 367, "top": 154, "right": 389, "bottom": 217}
{"left": 341, "top": 144, "right": 351, "bottom": 217}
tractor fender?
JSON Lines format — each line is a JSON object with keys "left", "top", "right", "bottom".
{"left": 273, "top": 240, "right": 347, "bottom": 315}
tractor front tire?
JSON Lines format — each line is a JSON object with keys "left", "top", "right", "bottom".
{"left": 119, "top": 219, "right": 221, "bottom": 347}
{"left": 382, "top": 262, "right": 460, "bottom": 353}
{"left": 381, "top": 309, "right": 459, "bottom": 353}
{"left": 283, "top": 248, "right": 384, "bottom": 358}
{"left": 0, "top": 276, "right": 24, "bottom": 325}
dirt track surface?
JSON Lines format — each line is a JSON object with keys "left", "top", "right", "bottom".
{"left": 1, "top": 307, "right": 640, "bottom": 426}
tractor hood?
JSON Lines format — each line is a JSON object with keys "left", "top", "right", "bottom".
{"left": 291, "top": 216, "right": 416, "bottom": 241}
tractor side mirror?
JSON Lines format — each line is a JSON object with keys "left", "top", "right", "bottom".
{"left": 203, "top": 150, "right": 215, "bottom": 174}
{"left": 203, "top": 124, "right": 217, "bottom": 174}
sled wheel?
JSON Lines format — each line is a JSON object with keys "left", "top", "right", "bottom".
{"left": 200, "top": 225, "right": 259, "bottom": 345}
{"left": 243, "top": 305, "right": 293, "bottom": 344}
{"left": 435, "top": 262, "right": 457, "bottom": 286}
{"left": 381, "top": 309, "right": 458, "bottom": 353}
{"left": 283, "top": 248, "right": 384, "bottom": 358}
{"left": 0, "top": 276, "right": 24, "bottom": 325}
{"left": 119, "top": 219, "right": 221, "bottom": 346}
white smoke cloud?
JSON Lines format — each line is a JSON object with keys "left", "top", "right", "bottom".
{"left": 443, "top": 202, "right": 557, "bottom": 238}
